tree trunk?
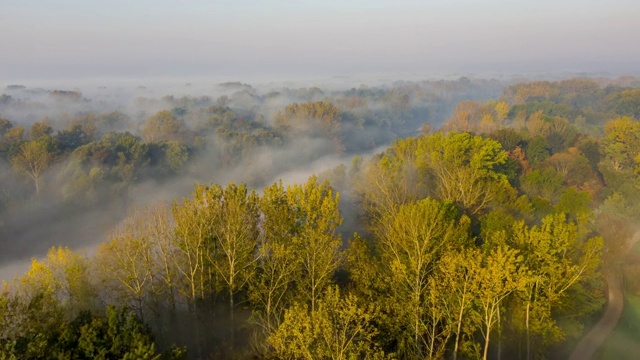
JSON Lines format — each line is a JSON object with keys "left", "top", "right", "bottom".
{"left": 415, "top": 297, "right": 421, "bottom": 357}
{"left": 414, "top": 276, "right": 422, "bottom": 357}
{"left": 188, "top": 300, "right": 203, "bottom": 359}
{"left": 483, "top": 310, "right": 493, "bottom": 360}
{"left": 526, "top": 301, "right": 531, "bottom": 360}
{"left": 230, "top": 288, "right": 235, "bottom": 348}
{"left": 453, "top": 295, "right": 466, "bottom": 360}
{"left": 497, "top": 309, "right": 502, "bottom": 360}
{"left": 429, "top": 319, "right": 436, "bottom": 359}
{"left": 483, "top": 325, "right": 491, "bottom": 360}
{"left": 137, "top": 296, "right": 144, "bottom": 322}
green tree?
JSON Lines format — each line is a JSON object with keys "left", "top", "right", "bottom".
{"left": 510, "top": 214, "right": 603, "bottom": 359}
{"left": 55, "top": 124, "right": 94, "bottom": 153}
{"left": 207, "top": 183, "right": 260, "bottom": 343}
{"left": 64, "top": 307, "right": 164, "bottom": 360}
{"left": 275, "top": 101, "right": 344, "bottom": 153}
{"left": 10, "top": 139, "right": 53, "bottom": 194}
{"left": 415, "top": 132, "right": 511, "bottom": 215}
{"left": 526, "top": 135, "right": 550, "bottom": 164}
{"left": 147, "top": 141, "right": 189, "bottom": 176}
{"left": 601, "top": 116, "right": 640, "bottom": 171}
{"left": 171, "top": 185, "right": 215, "bottom": 308}
{"left": 249, "top": 177, "right": 343, "bottom": 348}
{"left": 377, "top": 198, "right": 470, "bottom": 358}
{"left": 249, "top": 181, "right": 301, "bottom": 337}
{"left": 18, "top": 247, "right": 95, "bottom": 315}
{"left": 28, "top": 121, "right": 53, "bottom": 141}
{"left": 354, "top": 136, "right": 425, "bottom": 230}
{"left": 0, "top": 118, "right": 12, "bottom": 136}
{"left": 490, "top": 128, "right": 524, "bottom": 152}
{"left": 141, "top": 110, "right": 187, "bottom": 143}
{"left": 95, "top": 210, "right": 157, "bottom": 320}
{"left": 60, "top": 132, "right": 151, "bottom": 201}
{"left": 267, "top": 287, "right": 381, "bottom": 360}
{"left": 288, "top": 177, "right": 343, "bottom": 313}
{"left": 0, "top": 125, "right": 25, "bottom": 159}
{"left": 606, "top": 88, "right": 640, "bottom": 118}
{"left": 520, "top": 168, "right": 564, "bottom": 203}
{"left": 434, "top": 247, "right": 483, "bottom": 360}
{"left": 475, "top": 243, "right": 527, "bottom": 360}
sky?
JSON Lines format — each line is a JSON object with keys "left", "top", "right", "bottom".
{"left": 1, "top": 0, "right": 639, "bottom": 82}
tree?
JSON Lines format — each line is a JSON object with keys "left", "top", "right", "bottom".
{"left": 442, "top": 101, "right": 483, "bottom": 132}
{"left": 0, "top": 296, "right": 168, "bottom": 359}
{"left": 141, "top": 110, "right": 187, "bottom": 143}
{"left": 267, "top": 287, "right": 381, "bottom": 360}
{"left": 148, "top": 141, "right": 189, "bottom": 175}
{"left": 55, "top": 124, "right": 94, "bottom": 153}
{"left": 606, "top": 88, "right": 640, "bottom": 118}
{"left": 243, "top": 177, "right": 344, "bottom": 342}
{"left": 287, "top": 176, "right": 343, "bottom": 313}
{"left": 526, "top": 135, "right": 550, "bottom": 164}
{"left": 510, "top": 214, "right": 603, "bottom": 359}
{"left": 601, "top": 116, "right": 640, "bottom": 171}
{"left": 354, "top": 136, "right": 425, "bottom": 231}
{"left": 0, "top": 125, "right": 25, "bottom": 159}
{"left": 171, "top": 185, "right": 215, "bottom": 307}
{"left": 434, "top": 247, "right": 483, "bottom": 360}
{"left": 28, "top": 121, "right": 53, "bottom": 141}
{"left": 475, "top": 243, "right": 526, "bottom": 360}
{"left": 59, "top": 132, "right": 151, "bottom": 201}
{"left": 275, "top": 101, "right": 344, "bottom": 153}
{"left": 376, "top": 198, "right": 470, "bottom": 358}
{"left": 144, "top": 202, "right": 181, "bottom": 341}
{"left": 11, "top": 139, "right": 53, "bottom": 194}
{"left": 0, "top": 288, "right": 65, "bottom": 359}
{"left": 95, "top": 209, "right": 157, "bottom": 320}
{"left": 249, "top": 181, "right": 302, "bottom": 337}
{"left": 207, "top": 183, "right": 260, "bottom": 343}
{"left": 520, "top": 168, "right": 564, "bottom": 203}
{"left": 70, "top": 306, "right": 162, "bottom": 360}
{"left": 14, "top": 247, "right": 95, "bottom": 324}
{"left": 544, "top": 149, "right": 597, "bottom": 190}
{"left": 494, "top": 101, "right": 510, "bottom": 124}
{"left": 0, "top": 118, "right": 12, "bottom": 136}
{"left": 415, "top": 132, "right": 511, "bottom": 215}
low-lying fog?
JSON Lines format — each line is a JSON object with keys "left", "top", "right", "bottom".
{"left": 0, "top": 74, "right": 551, "bottom": 281}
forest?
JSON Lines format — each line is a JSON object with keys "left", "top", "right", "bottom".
{"left": 1, "top": 76, "right": 640, "bottom": 359}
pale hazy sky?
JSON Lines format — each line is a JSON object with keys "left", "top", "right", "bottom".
{"left": 1, "top": 0, "right": 639, "bottom": 81}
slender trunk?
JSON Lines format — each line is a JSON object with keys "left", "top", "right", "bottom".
{"left": 415, "top": 299, "right": 421, "bottom": 357}
{"left": 453, "top": 295, "right": 466, "bottom": 360}
{"left": 137, "top": 296, "right": 144, "bottom": 323}
{"left": 199, "top": 251, "right": 206, "bottom": 299}
{"left": 526, "top": 301, "right": 531, "bottom": 360}
{"left": 169, "top": 288, "right": 178, "bottom": 346}
{"left": 311, "top": 283, "right": 316, "bottom": 314}
{"left": 429, "top": 318, "right": 436, "bottom": 359}
{"left": 266, "top": 293, "right": 273, "bottom": 332}
{"left": 188, "top": 300, "right": 203, "bottom": 359}
{"left": 230, "top": 288, "right": 235, "bottom": 348}
{"left": 483, "top": 323, "right": 491, "bottom": 360}
{"left": 497, "top": 310, "right": 502, "bottom": 360}
{"left": 483, "top": 309, "right": 493, "bottom": 360}
{"left": 415, "top": 276, "right": 422, "bottom": 357}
